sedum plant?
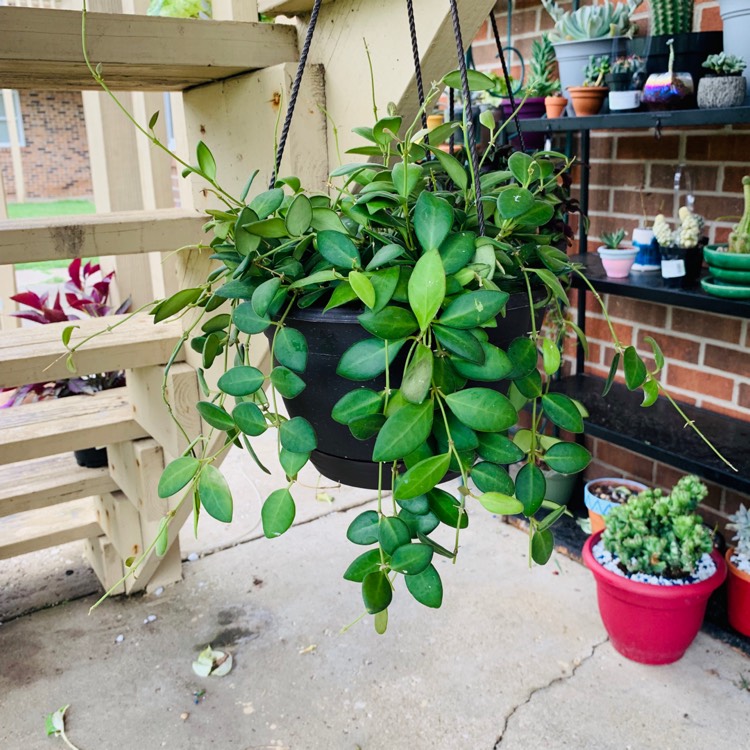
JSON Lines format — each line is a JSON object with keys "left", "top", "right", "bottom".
{"left": 603, "top": 475, "right": 714, "bottom": 578}
{"left": 542, "top": 0, "right": 643, "bottom": 43}
{"left": 728, "top": 176, "right": 750, "bottom": 254}
{"left": 727, "top": 504, "right": 750, "bottom": 558}
{"left": 702, "top": 53, "right": 747, "bottom": 77}
{"left": 649, "top": 0, "right": 693, "bottom": 36}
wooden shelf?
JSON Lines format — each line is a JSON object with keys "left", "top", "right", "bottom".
{"left": 258, "top": 0, "right": 331, "bottom": 14}
{"left": 552, "top": 374, "right": 750, "bottom": 494}
{"left": 0, "top": 7, "right": 299, "bottom": 90}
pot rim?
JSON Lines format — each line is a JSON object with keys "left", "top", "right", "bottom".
{"left": 726, "top": 547, "right": 750, "bottom": 583}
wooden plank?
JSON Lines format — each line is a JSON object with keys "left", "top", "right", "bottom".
{"left": 0, "top": 7, "right": 300, "bottom": 90}
{"left": 0, "top": 387, "right": 147, "bottom": 465}
{"left": 107, "top": 438, "right": 167, "bottom": 522}
{"left": 0, "top": 313, "right": 185, "bottom": 389}
{"left": 258, "top": 0, "right": 331, "bottom": 15}
{"left": 84, "top": 535, "right": 126, "bottom": 595}
{"left": 0, "top": 453, "right": 117, "bottom": 518}
{"left": 94, "top": 491, "right": 144, "bottom": 563}
{"left": 0, "top": 497, "right": 102, "bottom": 559}
{"left": 0, "top": 209, "right": 204, "bottom": 265}
{"left": 127, "top": 533, "right": 182, "bottom": 594}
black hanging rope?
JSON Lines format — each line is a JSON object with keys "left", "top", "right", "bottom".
{"left": 406, "top": 0, "right": 427, "bottom": 131}
{"left": 447, "top": 0, "right": 485, "bottom": 237}
{"left": 269, "top": 0, "right": 324, "bottom": 190}
{"left": 489, "top": 10, "right": 526, "bottom": 153}
{"left": 448, "top": 88, "right": 456, "bottom": 155}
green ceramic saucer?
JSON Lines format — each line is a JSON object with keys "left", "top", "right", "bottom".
{"left": 701, "top": 276, "right": 750, "bottom": 299}
{"left": 708, "top": 265, "right": 750, "bottom": 283}
{"left": 703, "top": 245, "right": 750, "bottom": 270}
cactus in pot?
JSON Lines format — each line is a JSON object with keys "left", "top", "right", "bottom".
{"left": 727, "top": 177, "right": 750, "bottom": 254}
{"left": 650, "top": 0, "right": 694, "bottom": 36}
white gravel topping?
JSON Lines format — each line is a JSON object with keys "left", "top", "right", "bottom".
{"left": 730, "top": 552, "right": 750, "bottom": 575}
{"left": 593, "top": 540, "right": 717, "bottom": 586}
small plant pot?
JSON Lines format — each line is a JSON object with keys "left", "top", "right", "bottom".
{"left": 608, "top": 89, "right": 641, "bottom": 111}
{"left": 597, "top": 246, "right": 638, "bottom": 278}
{"left": 726, "top": 548, "right": 750, "bottom": 637}
{"left": 584, "top": 477, "right": 648, "bottom": 534}
{"left": 567, "top": 86, "right": 607, "bottom": 117}
{"left": 583, "top": 531, "right": 727, "bottom": 664}
{"left": 659, "top": 244, "right": 704, "bottom": 288}
{"left": 426, "top": 113, "right": 445, "bottom": 131}
{"left": 697, "top": 75, "right": 746, "bottom": 109}
{"left": 544, "top": 95, "right": 568, "bottom": 119}
{"left": 631, "top": 227, "right": 661, "bottom": 273}
{"left": 74, "top": 446, "right": 108, "bottom": 469}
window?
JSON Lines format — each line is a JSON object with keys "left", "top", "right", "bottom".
{"left": 0, "top": 90, "right": 26, "bottom": 148}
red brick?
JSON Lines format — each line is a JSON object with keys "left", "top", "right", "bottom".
{"left": 704, "top": 343, "right": 750, "bottom": 378}
{"left": 590, "top": 135, "right": 614, "bottom": 160}
{"left": 671, "top": 308, "right": 742, "bottom": 344}
{"left": 586, "top": 317, "right": 633, "bottom": 347}
{"left": 595, "top": 440, "right": 657, "bottom": 481}
{"left": 700, "top": 401, "right": 750, "bottom": 421}
{"left": 738, "top": 383, "right": 750, "bottom": 410}
{"left": 698, "top": 5, "right": 723, "bottom": 32}
{"left": 686, "top": 134, "right": 750, "bottom": 162}
{"left": 650, "top": 163, "right": 718, "bottom": 192}
{"left": 616, "top": 134, "right": 680, "bottom": 161}
{"left": 606, "top": 297, "right": 668, "bottom": 327}
{"left": 722, "top": 489, "right": 750, "bottom": 517}
{"left": 667, "top": 363, "right": 735, "bottom": 400}
{"left": 588, "top": 188, "right": 610, "bottom": 212}
{"left": 637, "top": 329, "right": 700, "bottom": 364}
{"left": 722, "top": 166, "right": 750, "bottom": 194}
{"left": 694, "top": 194, "right": 745, "bottom": 222}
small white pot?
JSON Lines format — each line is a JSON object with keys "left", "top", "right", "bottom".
{"left": 608, "top": 90, "right": 641, "bottom": 111}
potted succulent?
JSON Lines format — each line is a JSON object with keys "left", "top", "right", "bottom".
{"left": 697, "top": 53, "right": 747, "bottom": 109}
{"left": 583, "top": 475, "right": 727, "bottom": 664}
{"left": 652, "top": 206, "right": 706, "bottom": 287}
{"left": 567, "top": 54, "right": 611, "bottom": 116}
{"left": 725, "top": 504, "right": 750, "bottom": 637}
{"left": 596, "top": 228, "right": 638, "bottom": 277}
{"left": 605, "top": 55, "right": 645, "bottom": 111}
{"left": 583, "top": 477, "right": 648, "bottom": 533}
{"left": 526, "top": 34, "right": 567, "bottom": 119}
{"left": 2, "top": 259, "right": 130, "bottom": 467}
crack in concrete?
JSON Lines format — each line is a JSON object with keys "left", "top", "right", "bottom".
{"left": 492, "top": 636, "right": 609, "bottom": 749}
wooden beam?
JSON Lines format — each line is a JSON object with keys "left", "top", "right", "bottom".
{"left": 0, "top": 314, "right": 185, "bottom": 389}
{"left": 0, "top": 209, "right": 204, "bottom": 265}
{"left": 107, "top": 438, "right": 167, "bottom": 522}
{"left": 258, "top": 0, "right": 332, "bottom": 15}
{"left": 0, "top": 388, "right": 147, "bottom": 465}
{"left": 84, "top": 535, "right": 126, "bottom": 595}
{"left": 0, "top": 7, "right": 299, "bottom": 90}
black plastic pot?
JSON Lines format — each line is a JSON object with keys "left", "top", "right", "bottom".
{"left": 74, "top": 446, "right": 108, "bottom": 468}
{"left": 659, "top": 244, "right": 703, "bottom": 288}
{"left": 270, "top": 292, "right": 542, "bottom": 489}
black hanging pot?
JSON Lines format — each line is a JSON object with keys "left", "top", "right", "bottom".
{"left": 74, "top": 446, "right": 108, "bottom": 468}
{"left": 267, "top": 291, "right": 543, "bottom": 489}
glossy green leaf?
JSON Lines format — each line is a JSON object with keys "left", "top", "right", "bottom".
{"left": 317, "top": 229, "right": 361, "bottom": 269}
{"left": 196, "top": 140, "right": 216, "bottom": 180}
{"left": 542, "top": 338, "right": 562, "bottom": 376}
{"left": 476, "top": 433, "right": 525, "bottom": 464}
{"left": 279, "top": 448, "right": 309, "bottom": 479}
{"left": 251, "top": 278, "right": 281, "bottom": 318}
{"left": 390, "top": 543, "right": 433, "bottom": 576}
{"left": 343, "top": 549, "right": 383, "bottom": 582}
{"left": 433, "top": 324, "right": 485, "bottom": 364}
{"left": 347, "top": 510, "right": 380, "bottom": 545}
{"left": 366, "top": 243, "right": 405, "bottom": 271}
{"left": 249, "top": 188, "right": 284, "bottom": 219}
{"left": 362, "top": 570, "right": 392, "bottom": 614}
{"left": 542, "top": 441, "right": 591, "bottom": 475}
{"left": 400, "top": 343, "right": 433, "bottom": 404}
{"left": 541, "top": 393, "right": 584, "bottom": 433}
{"left": 261, "top": 488, "right": 295, "bottom": 538}
{"left": 531, "top": 528, "right": 554, "bottom": 565}
{"left": 644, "top": 336, "right": 665, "bottom": 373}
{"left": 310, "top": 207, "right": 348, "bottom": 233}
{"left": 349, "top": 413, "right": 386, "bottom": 439}
{"left": 439, "top": 232, "right": 476, "bottom": 274}
{"left": 439, "top": 290, "right": 509, "bottom": 329}
{"left": 368, "top": 266, "right": 401, "bottom": 312}
{"left": 378, "top": 516, "right": 412, "bottom": 555}
{"left": 270, "top": 366, "right": 306, "bottom": 398}
{"left": 358, "top": 306, "right": 419, "bottom": 340}
{"left": 233, "top": 302, "right": 271, "bottom": 334}
{"left": 641, "top": 377, "right": 660, "bottom": 408}
{"left": 235, "top": 226, "right": 261, "bottom": 257}
{"left": 232, "top": 401, "right": 267, "bottom": 436}
{"left": 324, "top": 282, "right": 358, "bottom": 311}
{"left": 451, "top": 342, "right": 512, "bottom": 381}
{"left": 274, "top": 327, "right": 308, "bottom": 373}
{"left": 507, "top": 151, "right": 535, "bottom": 185}
{"left": 537, "top": 502, "right": 568, "bottom": 531}
{"left": 425, "top": 145, "right": 468, "bottom": 190}
{"left": 516, "top": 200, "right": 555, "bottom": 227}
{"left": 477, "top": 492, "right": 524, "bottom": 515}
{"left": 497, "top": 187, "right": 535, "bottom": 219}
{"left": 372, "top": 400, "right": 434, "bottom": 463}
{"left": 408, "top": 248, "right": 445, "bottom": 333}
{"left": 515, "top": 462, "right": 546, "bottom": 516}
{"left": 405, "top": 563, "right": 443, "bottom": 608}
{"left": 337, "top": 337, "right": 404, "bottom": 381}
{"left": 245, "top": 217, "right": 288, "bottom": 238}
{"left": 428, "top": 488, "right": 468, "bottom": 529}
{"left": 396, "top": 494, "right": 430, "bottom": 515}
{"left": 602, "top": 351, "right": 621, "bottom": 398}
{"left": 443, "top": 69, "right": 495, "bottom": 91}
{"left": 332, "top": 388, "right": 384, "bottom": 425}
{"left": 445, "top": 388, "right": 517, "bottom": 432}
{"left": 393, "top": 453, "right": 450, "bottom": 500}
{"left": 158, "top": 456, "right": 200, "bottom": 498}
{"left": 214, "top": 279, "right": 256, "bottom": 300}
{"left": 279, "top": 416, "right": 317, "bottom": 453}
{"left": 413, "top": 192, "right": 453, "bottom": 252}
{"left": 201, "top": 333, "right": 221, "bottom": 369}
{"left": 201, "top": 313, "right": 231, "bottom": 334}
{"left": 514, "top": 369, "right": 543, "bottom": 399}
{"left": 196, "top": 401, "right": 235, "bottom": 431}
{"left": 506, "top": 337, "right": 538, "bottom": 379}
{"left": 528, "top": 267, "right": 568, "bottom": 305}
{"left": 471, "top": 462, "right": 515, "bottom": 495}
{"left": 398, "top": 508, "right": 440, "bottom": 537}
{"left": 289, "top": 270, "right": 339, "bottom": 290}
{"left": 349, "top": 270, "right": 376, "bottom": 309}
{"left": 198, "top": 465, "right": 233, "bottom": 523}
{"left": 217, "top": 366, "right": 264, "bottom": 397}
{"left": 624, "top": 345, "right": 647, "bottom": 391}
{"left": 285, "top": 193, "right": 313, "bottom": 236}
{"left": 153, "top": 287, "right": 202, "bottom": 323}
{"left": 374, "top": 609, "right": 388, "bottom": 634}
{"left": 372, "top": 115, "right": 402, "bottom": 145}
{"left": 392, "top": 162, "right": 423, "bottom": 198}
{"left": 155, "top": 516, "right": 169, "bottom": 558}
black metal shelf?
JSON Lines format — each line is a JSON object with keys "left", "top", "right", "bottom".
{"left": 569, "top": 253, "right": 750, "bottom": 317}
{"left": 553, "top": 374, "right": 750, "bottom": 494}
{"left": 513, "top": 105, "right": 750, "bottom": 133}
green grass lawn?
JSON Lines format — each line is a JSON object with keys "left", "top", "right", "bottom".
{"left": 7, "top": 199, "right": 97, "bottom": 270}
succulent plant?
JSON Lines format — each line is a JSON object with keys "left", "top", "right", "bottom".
{"left": 650, "top": 0, "right": 694, "bottom": 36}
{"left": 601, "top": 228, "right": 627, "bottom": 248}
{"left": 702, "top": 52, "right": 747, "bottom": 77}
{"left": 728, "top": 176, "right": 750, "bottom": 254}
{"left": 652, "top": 206, "right": 704, "bottom": 249}
{"left": 611, "top": 55, "right": 645, "bottom": 75}
{"left": 542, "top": 0, "right": 643, "bottom": 42}
{"left": 526, "top": 34, "right": 561, "bottom": 97}
{"left": 583, "top": 55, "right": 611, "bottom": 87}
{"left": 603, "top": 475, "right": 714, "bottom": 578}
{"left": 727, "top": 504, "right": 750, "bottom": 558}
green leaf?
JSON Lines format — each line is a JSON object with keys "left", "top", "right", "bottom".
{"left": 433, "top": 324, "right": 485, "bottom": 364}
{"left": 155, "top": 516, "right": 169, "bottom": 557}
{"left": 644, "top": 336, "right": 665, "bottom": 373}
{"left": 507, "top": 151, "right": 535, "bottom": 185}
{"left": 392, "top": 162, "right": 423, "bottom": 198}
{"left": 531, "top": 528, "right": 554, "bottom": 565}
{"left": 317, "top": 229, "right": 361, "bottom": 269}
{"left": 451, "top": 342, "right": 512, "bottom": 381}
{"left": 235, "top": 226, "right": 261, "bottom": 257}
{"left": 232, "top": 401, "right": 267, "bottom": 436}
{"left": 270, "top": 366, "right": 306, "bottom": 398}
{"left": 198, "top": 465, "right": 233, "bottom": 523}
{"left": 378, "top": 516, "right": 412, "bottom": 555}
{"left": 289, "top": 270, "right": 339, "bottom": 289}
{"left": 443, "top": 68, "right": 495, "bottom": 91}
{"left": 439, "top": 290, "right": 509, "bottom": 329}
{"left": 249, "top": 188, "right": 284, "bottom": 219}
{"left": 497, "top": 187, "right": 535, "bottom": 219}
{"left": 252, "top": 278, "right": 281, "bottom": 318}
{"left": 310, "top": 207, "right": 348, "bottom": 233}
{"left": 623, "top": 345, "right": 647, "bottom": 391}
{"left": 158, "top": 456, "right": 200, "bottom": 498}
{"left": 362, "top": 570, "right": 392, "bottom": 614}
{"left": 393, "top": 453, "right": 450, "bottom": 500}
{"left": 374, "top": 608, "right": 388, "bottom": 634}
{"left": 233, "top": 302, "right": 271, "bottom": 334}
{"left": 372, "top": 400, "right": 434, "bottom": 463}
{"left": 390, "top": 543, "right": 433, "bottom": 575}
{"left": 428, "top": 488, "right": 468, "bottom": 529}
{"left": 332, "top": 388, "right": 384, "bottom": 425}
{"left": 396, "top": 494, "right": 430, "bottom": 515}
{"left": 541, "top": 393, "right": 584, "bottom": 433}
{"left": 274, "top": 327, "right": 308, "bottom": 373}
{"left": 515, "top": 462, "right": 546, "bottom": 516}
{"left": 516, "top": 200, "right": 555, "bottom": 228}
{"left": 343, "top": 549, "right": 383, "bottom": 582}
{"left": 476, "top": 433, "right": 525, "bottom": 464}
{"left": 408, "top": 249, "right": 445, "bottom": 333}
{"left": 372, "top": 115, "right": 403, "bottom": 145}
{"left": 445, "top": 388, "right": 517, "bottom": 432}
{"left": 641, "top": 378, "right": 660, "bottom": 408}
{"left": 261, "top": 488, "right": 295, "bottom": 538}
{"left": 439, "top": 232, "right": 476, "bottom": 274}
{"left": 279, "top": 416, "right": 317, "bottom": 453}
{"left": 514, "top": 369, "right": 543, "bottom": 399}
{"left": 477, "top": 492, "right": 524, "bottom": 515}
{"left": 349, "top": 270, "right": 376, "bottom": 309}
{"left": 284, "top": 193, "right": 313, "bottom": 236}
{"left": 405, "top": 564, "right": 443, "bottom": 608}
{"left": 398, "top": 508, "right": 440, "bottom": 537}
{"left": 324, "top": 282, "right": 358, "bottom": 311}
{"left": 153, "top": 287, "right": 201, "bottom": 322}
{"left": 471, "top": 462, "right": 514, "bottom": 495}
{"left": 349, "top": 413, "right": 386, "bottom": 439}
{"left": 602, "top": 351, "right": 621, "bottom": 398}
{"left": 337, "top": 337, "right": 404, "bottom": 381}
{"left": 366, "top": 243, "right": 405, "bottom": 271}
{"left": 413, "top": 192, "right": 453, "bottom": 252}
{"left": 542, "top": 441, "right": 591, "bottom": 475}
{"left": 279, "top": 448, "right": 309, "bottom": 479}
{"left": 217, "top": 366, "right": 265, "bottom": 397}
{"left": 201, "top": 332, "right": 221, "bottom": 369}
{"left": 214, "top": 279, "right": 257, "bottom": 299}
{"left": 358, "top": 306, "right": 419, "bottom": 340}
{"left": 201, "top": 313, "right": 231, "bottom": 334}
{"left": 424, "top": 145, "right": 468, "bottom": 190}
{"left": 347, "top": 510, "right": 380, "bottom": 545}
{"left": 61, "top": 324, "right": 78, "bottom": 348}
{"left": 245, "top": 217, "right": 288, "bottom": 238}
{"left": 400, "top": 343, "right": 434, "bottom": 404}
{"left": 196, "top": 401, "right": 235, "bottom": 431}
{"left": 45, "top": 705, "right": 69, "bottom": 737}
{"left": 542, "top": 338, "right": 561, "bottom": 376}
{"left": 506, "top": 336, "right": 538, "bottom": 379}
{"left": 196, "top": 140, "right": 216, "bottom": 180}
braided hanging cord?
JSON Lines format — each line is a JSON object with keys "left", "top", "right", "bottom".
{"left": 489, "top": 10, "right": 526, "bottom": 153}
{"left": 447, "top": 0, "right": 485, "bottom": 237}
{"left": 269, "top": 0, "right": 324, "bottom": 190}
{"left": 406, "top": 0, "right": 428, "bottom": 130}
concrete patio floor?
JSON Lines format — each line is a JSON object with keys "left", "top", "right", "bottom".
{"left": 1, "top": 445, "right": 750, "bottom": 749}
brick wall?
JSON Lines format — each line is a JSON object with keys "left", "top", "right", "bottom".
{"left": 476, "top": 0, "right": 750, "bottom": 531}
{"left": 0, "top": 90, "right": 92, "bottom": 201}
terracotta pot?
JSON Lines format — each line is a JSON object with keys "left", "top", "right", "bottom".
{"left": 544, "top": 96, "right": 567, "bottom": 119}
{"left": 726, "top": 548, "right": 750, "bottom": 637}
{"left": 567, "top": 86, "right": 607, "bottom": 117}
{"left": 584, "top": 477, "right": 648, "bottom": 533}
{"left": 584, "top": 531, "right": 727, "bottom": 664}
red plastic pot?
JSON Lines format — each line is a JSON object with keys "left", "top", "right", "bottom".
{"left": 583, "top": 531, "right": 727, "bottom": 665}
{"left": 726, "top": 548, "right": 750, "bottom": 637}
